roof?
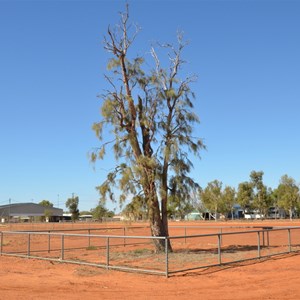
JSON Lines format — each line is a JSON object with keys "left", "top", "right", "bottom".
{"left": 0, "top": 203, "right": 63, "bottom": 217}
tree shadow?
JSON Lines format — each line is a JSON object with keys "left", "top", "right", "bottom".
{"left": 172, "top": 252, "right": 300, "bottom": 277}
{"left": 174, "top": 244, "right": 261, "bottom": 255}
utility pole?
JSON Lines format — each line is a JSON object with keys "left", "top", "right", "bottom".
{"left": 8, "top": 198, "right": 11, "bottom": 224}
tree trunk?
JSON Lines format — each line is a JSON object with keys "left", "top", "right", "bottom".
{"left": 289, "top": 208, "right": 293, "bottom": 221}
{"left": 148, "top": 193, "right": 172, "bottom": 253}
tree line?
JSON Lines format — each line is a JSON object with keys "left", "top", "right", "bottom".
{"left": 180, "top": 171, "right": 299, "bottom": 220}
{"left": 121, "top": 171, "right": 300, "bottom": 221}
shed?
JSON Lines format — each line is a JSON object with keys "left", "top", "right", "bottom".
{"left": 0, "top": 203, "right": 63, "bottom": 222}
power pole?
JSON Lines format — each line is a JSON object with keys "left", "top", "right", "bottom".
{"left": 8, "top": 198, "right": 11, "bottom": 224}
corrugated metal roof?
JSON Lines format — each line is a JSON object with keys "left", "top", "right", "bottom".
{"left": 0, "top": 203, "right": 63, "bottom": 217}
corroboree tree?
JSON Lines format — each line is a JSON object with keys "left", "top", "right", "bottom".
{"left": 91, "top": 5, "right": 204, "bottom": 252}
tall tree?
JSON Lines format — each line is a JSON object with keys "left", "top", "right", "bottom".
{"left": 275, "top": 175, "right": 300, "bottom": 220}
{"left": 250, "top": 171, "right": 271, "bottom": 218}
{"left": 66, "top": 196, "right": 79, "bottom": 221}
{"left": 91, "top": 5, "right": 204, "bottom": 252}
{"left": 221, "top": 186, "right": 236, "bottom": 219}
{"left": 39, "top": 200, "right": 54, "bottom": 221}
{"left": 237, "top": 181, "right": 253, "bottom": 212}
{"left": 200, "top": 180, "right": 223, "bottom": 221}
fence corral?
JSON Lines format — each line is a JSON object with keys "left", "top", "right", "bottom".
{"left": 1, "top": 225, "right": 300, "bottom": 277}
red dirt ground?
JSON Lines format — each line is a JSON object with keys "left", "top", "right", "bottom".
{"left": 1, "top": 220, "right": 300, "bottom": 299}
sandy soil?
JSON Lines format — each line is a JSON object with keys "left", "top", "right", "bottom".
{"left": 1, "top": 221, "right": 300, "bottom": 299}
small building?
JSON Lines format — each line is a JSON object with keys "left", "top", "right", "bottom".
{"left": 62, "top": 213, "right": 72, "bottom": 221}
{"left": 0, "top": 202, "right": 63, "bottom": 223}
{"left": 79, "top": 214, "right": 93, "bottom": 222}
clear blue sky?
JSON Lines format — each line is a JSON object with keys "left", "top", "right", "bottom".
{"left": 1, "top": 0, "right": 299, "bottom": 212}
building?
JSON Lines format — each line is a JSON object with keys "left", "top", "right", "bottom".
{"left": 0, "top": 203, "right": 63, "bottom": 223}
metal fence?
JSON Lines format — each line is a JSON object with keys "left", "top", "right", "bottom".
{"left": 1, "top": 226, "right": 300, "bottom": 277}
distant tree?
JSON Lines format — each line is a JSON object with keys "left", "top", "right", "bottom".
{"left": 106, "top": 210, "right": 115, "bottom": 218}
{"left": 66, "top": 196, "right": 79, "bottom": 221}
{"left": 91, "top": 204, "right": 114, "bottom": 221}
{"left": 200, "top": 180, "right": 223, "bottom": 221}
{"left": 39, "top": 200, "right": 54, "bottom": 221}
{"left": 237, "top": 181, "right": 254, "bottom": 212}
{"left": 39, "top": 200, "right": 53, "bottom": 207}
{"left": 167, "top": 196, "right": 194, "bottom": 220}
{"left": 221, "top": 186, "right": 236, "bottom": 219}
{"left": 90, "top": 4, "right": 205, "bottom": 252}
{"left": 250, "top": 171, "right": 271, "bottom": 217}
{"left": 167, "top": 178, "right": 199, "bottom": 220}
{"left": 275, "top": 175, "right": 300, "bottom": 220}
{"left": 122, "top": 196, "right": 148, "bottom": 221}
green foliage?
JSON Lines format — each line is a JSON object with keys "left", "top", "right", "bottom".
{"left": 250, "top": 171, "right": 271, "bottom": 216}
{"left": 44, "top": 209, "right": 53, "bottom": 219}
{"left": 91, "top": 203, "right": 114, "bottom": 220}
{"left": 200, "top": 180, "right": 223, "bottom": 218}
{"left": 39, "top": 200, "right": 54, "bottom": 220}
{"left": 237, "top": 182, "right": 254, "bottom": 210}
{"left": 200, "top": 180, "right": 236, "bottom": 219}
{"left": 274, "top": 175, "right": 300, "bottom": 219}
{"left": 167, "top": 176, "right": 199, "bottom": 220}
{"left": 221, "top": 186, "right": 236, "bottom": 215}
{"left": 79, "top": 211, "right": 91, "bottom": 216}
{"left": 65, "top": 196, "right": 80, "bottom": 221}
{"left": 122, "top": 195, "right": 148, "bottom": 221}
{"left": 91, "top": 4, "right": 205, "bottom": 248}
{"left": 39, "top": 200, "right": 54, "bottom": 207}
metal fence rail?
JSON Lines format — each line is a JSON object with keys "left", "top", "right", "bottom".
{"left": 1, "top": 226, "right": 300, "bottom": 277}
{"left": 0, "top": 231, "right": 168, "bottom": 276}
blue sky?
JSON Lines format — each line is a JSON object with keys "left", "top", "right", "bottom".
{"left": 0, "top": 0, "right": 299, "bottom": 212}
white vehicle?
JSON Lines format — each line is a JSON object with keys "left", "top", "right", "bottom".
{"left": 244, "top": 211, "right": 264, "bottom": 219}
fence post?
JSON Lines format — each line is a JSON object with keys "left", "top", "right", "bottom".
{"left": 184, "top": 227, "right": 187, "bottom": 244}
{"left": 288, "top": 229, "right": 291, "bottom": 252}
{"left": 0, "top": 232, "right": 3, "bottom": 255}
{"left": 257, "top": 231, "right": 261, "bottom": 258}
{"left": 165, "top": 237, "right": 169, "bottom": 278}
{"left": 48, "top": 231, "right": 51, "bottom": 254}
{"left": 27, "top": 233, "right": 31, "bottom": 257}
{"left": 88, "top": 229, "right": 91, "bottom": 247}
{"left": 218, "top": 234, "right": 222, "bottom": 264}
{"left": 106, "top": 237, "right": 110, "bottom": 269}
{"left": 123, "top": 227, "right": 126, "bottom": 247}
{"left": 61, "top": 234, "right": 64, "bottom": 260}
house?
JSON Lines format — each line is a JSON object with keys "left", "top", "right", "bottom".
{"left": 0, "top": 202, "right": 63, "bottom": 223}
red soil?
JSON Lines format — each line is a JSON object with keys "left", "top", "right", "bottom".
{"left": 1, "top": 220, "right": 300, "bottom": 299}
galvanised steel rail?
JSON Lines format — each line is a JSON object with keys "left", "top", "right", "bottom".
{"left": 0, "top": 230, "right": 168, "bottom": 276}
{"left": 168, "top": 226, "right": 300, "bottom": 275}
{"left": 1, "top": 226, "right": 300, "bottom": 277}
{"left": 10, "top": 225, "right": 149, "bottom": 233}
